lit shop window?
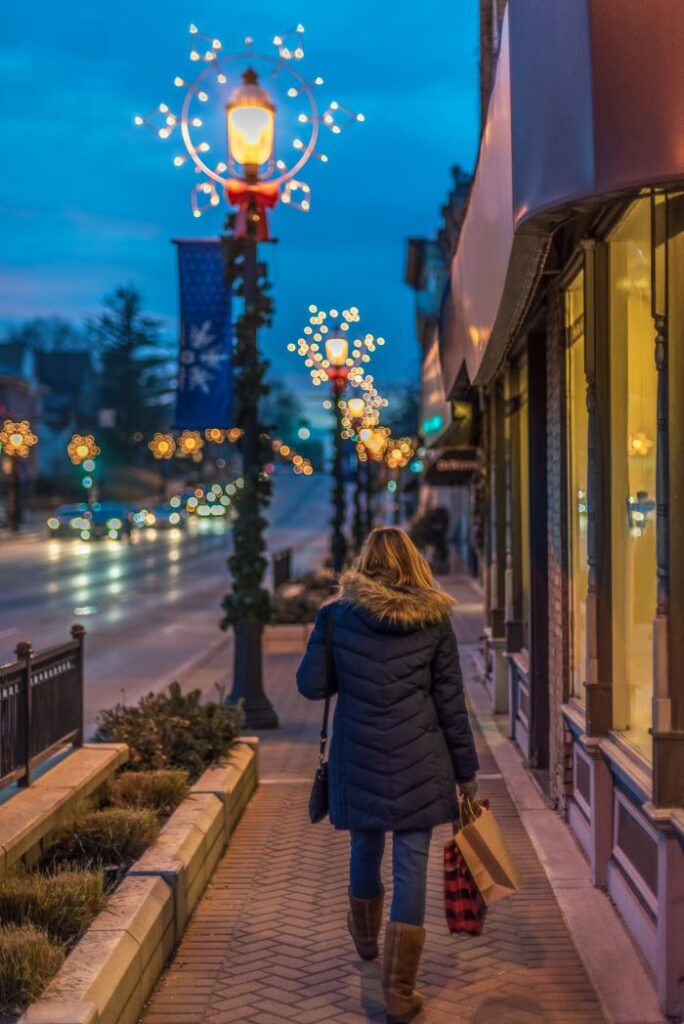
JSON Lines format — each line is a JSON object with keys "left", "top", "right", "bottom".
{"left": 609, "top": 199, "right": 657, "bottom": 759}
{"left": 565, "top": 269, "right": 588, "bottom": 701}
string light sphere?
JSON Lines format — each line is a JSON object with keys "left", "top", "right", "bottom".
{"left": 67, "top": 433, "right": 100, "bottom": 466}
{"left": 1, "top": 420, "right": 38, "bottom": 458}
{"left": 178, "top": 429, "right": 204, "bottom": 455}
{"left": 135, "top": 24, "right": 364, "bottom": 221}
{"left": 148, "top": 432, "right": 177, "bottom": 459}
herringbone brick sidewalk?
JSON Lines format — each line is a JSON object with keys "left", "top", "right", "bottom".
{"left": 140, "top": 578, "right": 606, "bottom": 1024}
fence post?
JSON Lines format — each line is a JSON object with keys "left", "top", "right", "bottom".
{"left": 71, "top": 624, "right": 86, "bottom": 747}
{"left": 15, "top": 641, "right": 33, "bottom": 786}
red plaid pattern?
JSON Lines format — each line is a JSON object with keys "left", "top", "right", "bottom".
{"left": 444, "top": 840, "right": 487, "bottom": 936}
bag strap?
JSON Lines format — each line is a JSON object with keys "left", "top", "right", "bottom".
{"left": 319, "top": 613, "right": 334, "bottom": 765}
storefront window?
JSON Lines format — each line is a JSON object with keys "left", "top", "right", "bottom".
{"left": 609, "top": 199, "right": 657, "bottom": 759}
{"left": 566, "top": 269, "right": 588, "bottom": 700}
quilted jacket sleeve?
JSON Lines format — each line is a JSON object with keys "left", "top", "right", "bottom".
{"left": 430, "top": 619, "right": 479, "bottom": 784}
{"left": 296, "top": 603, "right": 337, "bottom": 701}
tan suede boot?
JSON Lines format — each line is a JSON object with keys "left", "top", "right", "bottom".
{"left": 382, "top": 921, "right": 426, "bottom": 1024}
{"left": 347, "top": 886, "right": 385, "bottom": 960}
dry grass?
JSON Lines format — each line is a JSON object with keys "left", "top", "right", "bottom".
{"left": 0, "top": 924, "right": 64, "bottom": 1013}
{"left": 110, "top": 768, "right": 189, "bottom": 816}
{"left": 0, "top": 868, "right": 105, "bottom": 944}
{"left": 50, "top": 807, "right": 159, "bottom": 868}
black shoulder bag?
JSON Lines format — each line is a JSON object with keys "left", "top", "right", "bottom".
{"left": 308, "top": 615, "right": 335, "bottom": 824}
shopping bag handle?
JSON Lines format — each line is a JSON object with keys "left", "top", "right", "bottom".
{"left": 456, "top": 794, "right": 483, "bottom": 832}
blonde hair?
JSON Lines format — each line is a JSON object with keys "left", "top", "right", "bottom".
{"left": 354, "top": 527, "right": 441, "bottom": 593}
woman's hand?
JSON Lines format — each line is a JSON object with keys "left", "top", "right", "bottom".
{"left": 458, "top": 778, "right": 478, "bottom": 800}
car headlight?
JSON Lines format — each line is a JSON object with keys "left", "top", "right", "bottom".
{"left": 106, "top": 517, "right": 122, "bottom": 530}
{"left": 47, "top": 518, "right": 59, "bottom": 530}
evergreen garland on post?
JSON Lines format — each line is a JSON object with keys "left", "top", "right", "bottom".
{"left": 220, "top": 223, "right": 274, "bottom": 630}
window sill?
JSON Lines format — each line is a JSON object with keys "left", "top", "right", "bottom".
{"left": 598, "top": 733, "right": 652, "bottom": 805}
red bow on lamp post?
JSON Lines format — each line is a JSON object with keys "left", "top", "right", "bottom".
{"left": 225, "top": 179, "right": 279, "bottom": 241}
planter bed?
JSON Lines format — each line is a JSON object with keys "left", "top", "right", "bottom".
{"left": 0, "top": 745, "right": 128, "bottom": 877}
{"left": 19, "top": 739, "right": 259, "bottom": 1024}
{"left": 263, "top": 623, "right": 314, "bottom": 654}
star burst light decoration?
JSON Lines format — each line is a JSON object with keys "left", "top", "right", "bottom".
{"left": 178, "top": 429, "right": 204, "bottom": 456}
{"left": 339, "top": 379, "right": 388, "bottom": 438}
{"left": 135, "top": 23, "right": 364, "bottom": 219}
{"left": 148, "top": 432, "right": 177, "bottom": 459}
{"left": 1, "top": 420, "right": 38, "bottom": 458}
{"left": 357, "top": 425, "right": 390, "bottom": 462}
{"left": 287, "top": 306, "right": 385, "bottom": 391}
{"left": 67, "top": 433, "right": 100, "bottom": 465}
{"left": 385, "top": 437, "right": 415, "bottom": 469}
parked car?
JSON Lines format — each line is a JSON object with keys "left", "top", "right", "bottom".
{"left": 88, "top": 502, "right": 132, "bottom": 539}
{"left": 131, "top": 503, "right": 185, "bottom": 530}
{"left": 46, "top": 502, "right": 131, "bottom": 540}
{"left": 46, "top": 503, "right": 90, "bottom": 537}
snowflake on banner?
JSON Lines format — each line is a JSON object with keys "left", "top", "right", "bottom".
{"left": 180, "top": 320, "right": 228, "bottom": 393}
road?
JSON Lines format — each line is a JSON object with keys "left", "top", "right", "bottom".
{"left": 0, "top": 468, "right": 330, "bottom": 729}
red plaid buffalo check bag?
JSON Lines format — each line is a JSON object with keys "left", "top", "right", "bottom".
{"left": 443, "top": 839, "right": 487, "bottom": 936}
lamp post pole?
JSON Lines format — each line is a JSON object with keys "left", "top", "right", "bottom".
{"left": 365, "top": 460, "right": 374, "bottom": 533}
{"left": 330, "top": 381, "right": 347, "bottom": 573}
{"left": 225, "top": 196, "right": 279, "bottom": 729}
{"left": 9, "top": 459, "right": 21, "bottom": 532}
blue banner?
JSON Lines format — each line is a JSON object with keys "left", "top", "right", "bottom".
{"left": 174, "top": 239, "right": 232, "bottom": 430}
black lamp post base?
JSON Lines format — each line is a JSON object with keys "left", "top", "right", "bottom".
{"left": 240, "top": 697, "right": 280, "bottom": 731}
{"left": 228, "top": 619, "right": 279, "bottom": 730}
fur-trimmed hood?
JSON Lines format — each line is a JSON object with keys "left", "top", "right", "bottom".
{"left": 338, "top": 569, "right": 454, "bottom": 629}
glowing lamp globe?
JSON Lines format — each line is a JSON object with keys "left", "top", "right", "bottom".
{"left": 325, "top": 332, "right": 349, "bottom": 367}
{"left": 347, "top": 397, "right": 365, "bottom": 420}
{"left": 227, "top": 69, "right": 275, "bottom": 178}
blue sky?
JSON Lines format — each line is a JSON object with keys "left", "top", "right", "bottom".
{"left": 0, "top": 0, "right": 479, "bottom": 390}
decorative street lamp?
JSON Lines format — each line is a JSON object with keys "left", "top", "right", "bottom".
{"left": 343, "top": 392, "right": 378, "bottom": 551}
{"left": 289, "top": 307, "right": 385, "bottom": 571}
{"left": 136, "top": 25, "right": 363, "bottom": 729}
{"left": 1, "top": 420, "right": 38, "bottom": 531}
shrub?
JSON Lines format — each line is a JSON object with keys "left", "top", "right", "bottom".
{"left": 95, "top": 681, "right": 244, "bottom": 781}
{"left": 270, "top": 569, "right": 337, "bottom": 624}
{"left": 0, "top": 868, "right": 105, "bottom": 944}
{"left": 50, "top": 808, "right": 158, "bottom": 868}
{"left": 110, "top": 769, "right": 189, "bottom": 816}
{"left": 0, "top": 924, "right": 64, "bottom": 1013}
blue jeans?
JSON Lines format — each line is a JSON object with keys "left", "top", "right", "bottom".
{"left": 349, "top": 828, "right": 432, "bottom": 927}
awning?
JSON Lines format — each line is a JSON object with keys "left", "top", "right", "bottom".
{"left": 442, "top": 0, "right": 684, "bottom": 393}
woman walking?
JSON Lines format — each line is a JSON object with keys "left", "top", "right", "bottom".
{"left": 297, "top": 526, "right": 479, "bottom": 1024}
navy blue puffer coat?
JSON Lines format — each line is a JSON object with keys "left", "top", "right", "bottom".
{"left": 296, "top": 570, "right": 479, "bottom": 831}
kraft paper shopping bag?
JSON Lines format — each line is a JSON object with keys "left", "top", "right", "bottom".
{"left": 454, "top": 796, "right": 523, "bottom": 906}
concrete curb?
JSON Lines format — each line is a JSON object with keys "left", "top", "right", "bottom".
{"left": 19, "top": 738, "right": 260, "bottom": 1024}
{"left": 0, "top": 744, "right": 129, "bottom": 876}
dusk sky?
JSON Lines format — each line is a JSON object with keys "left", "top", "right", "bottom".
{"left": 0, "top": 1, "right": 479, "bottom": 392}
